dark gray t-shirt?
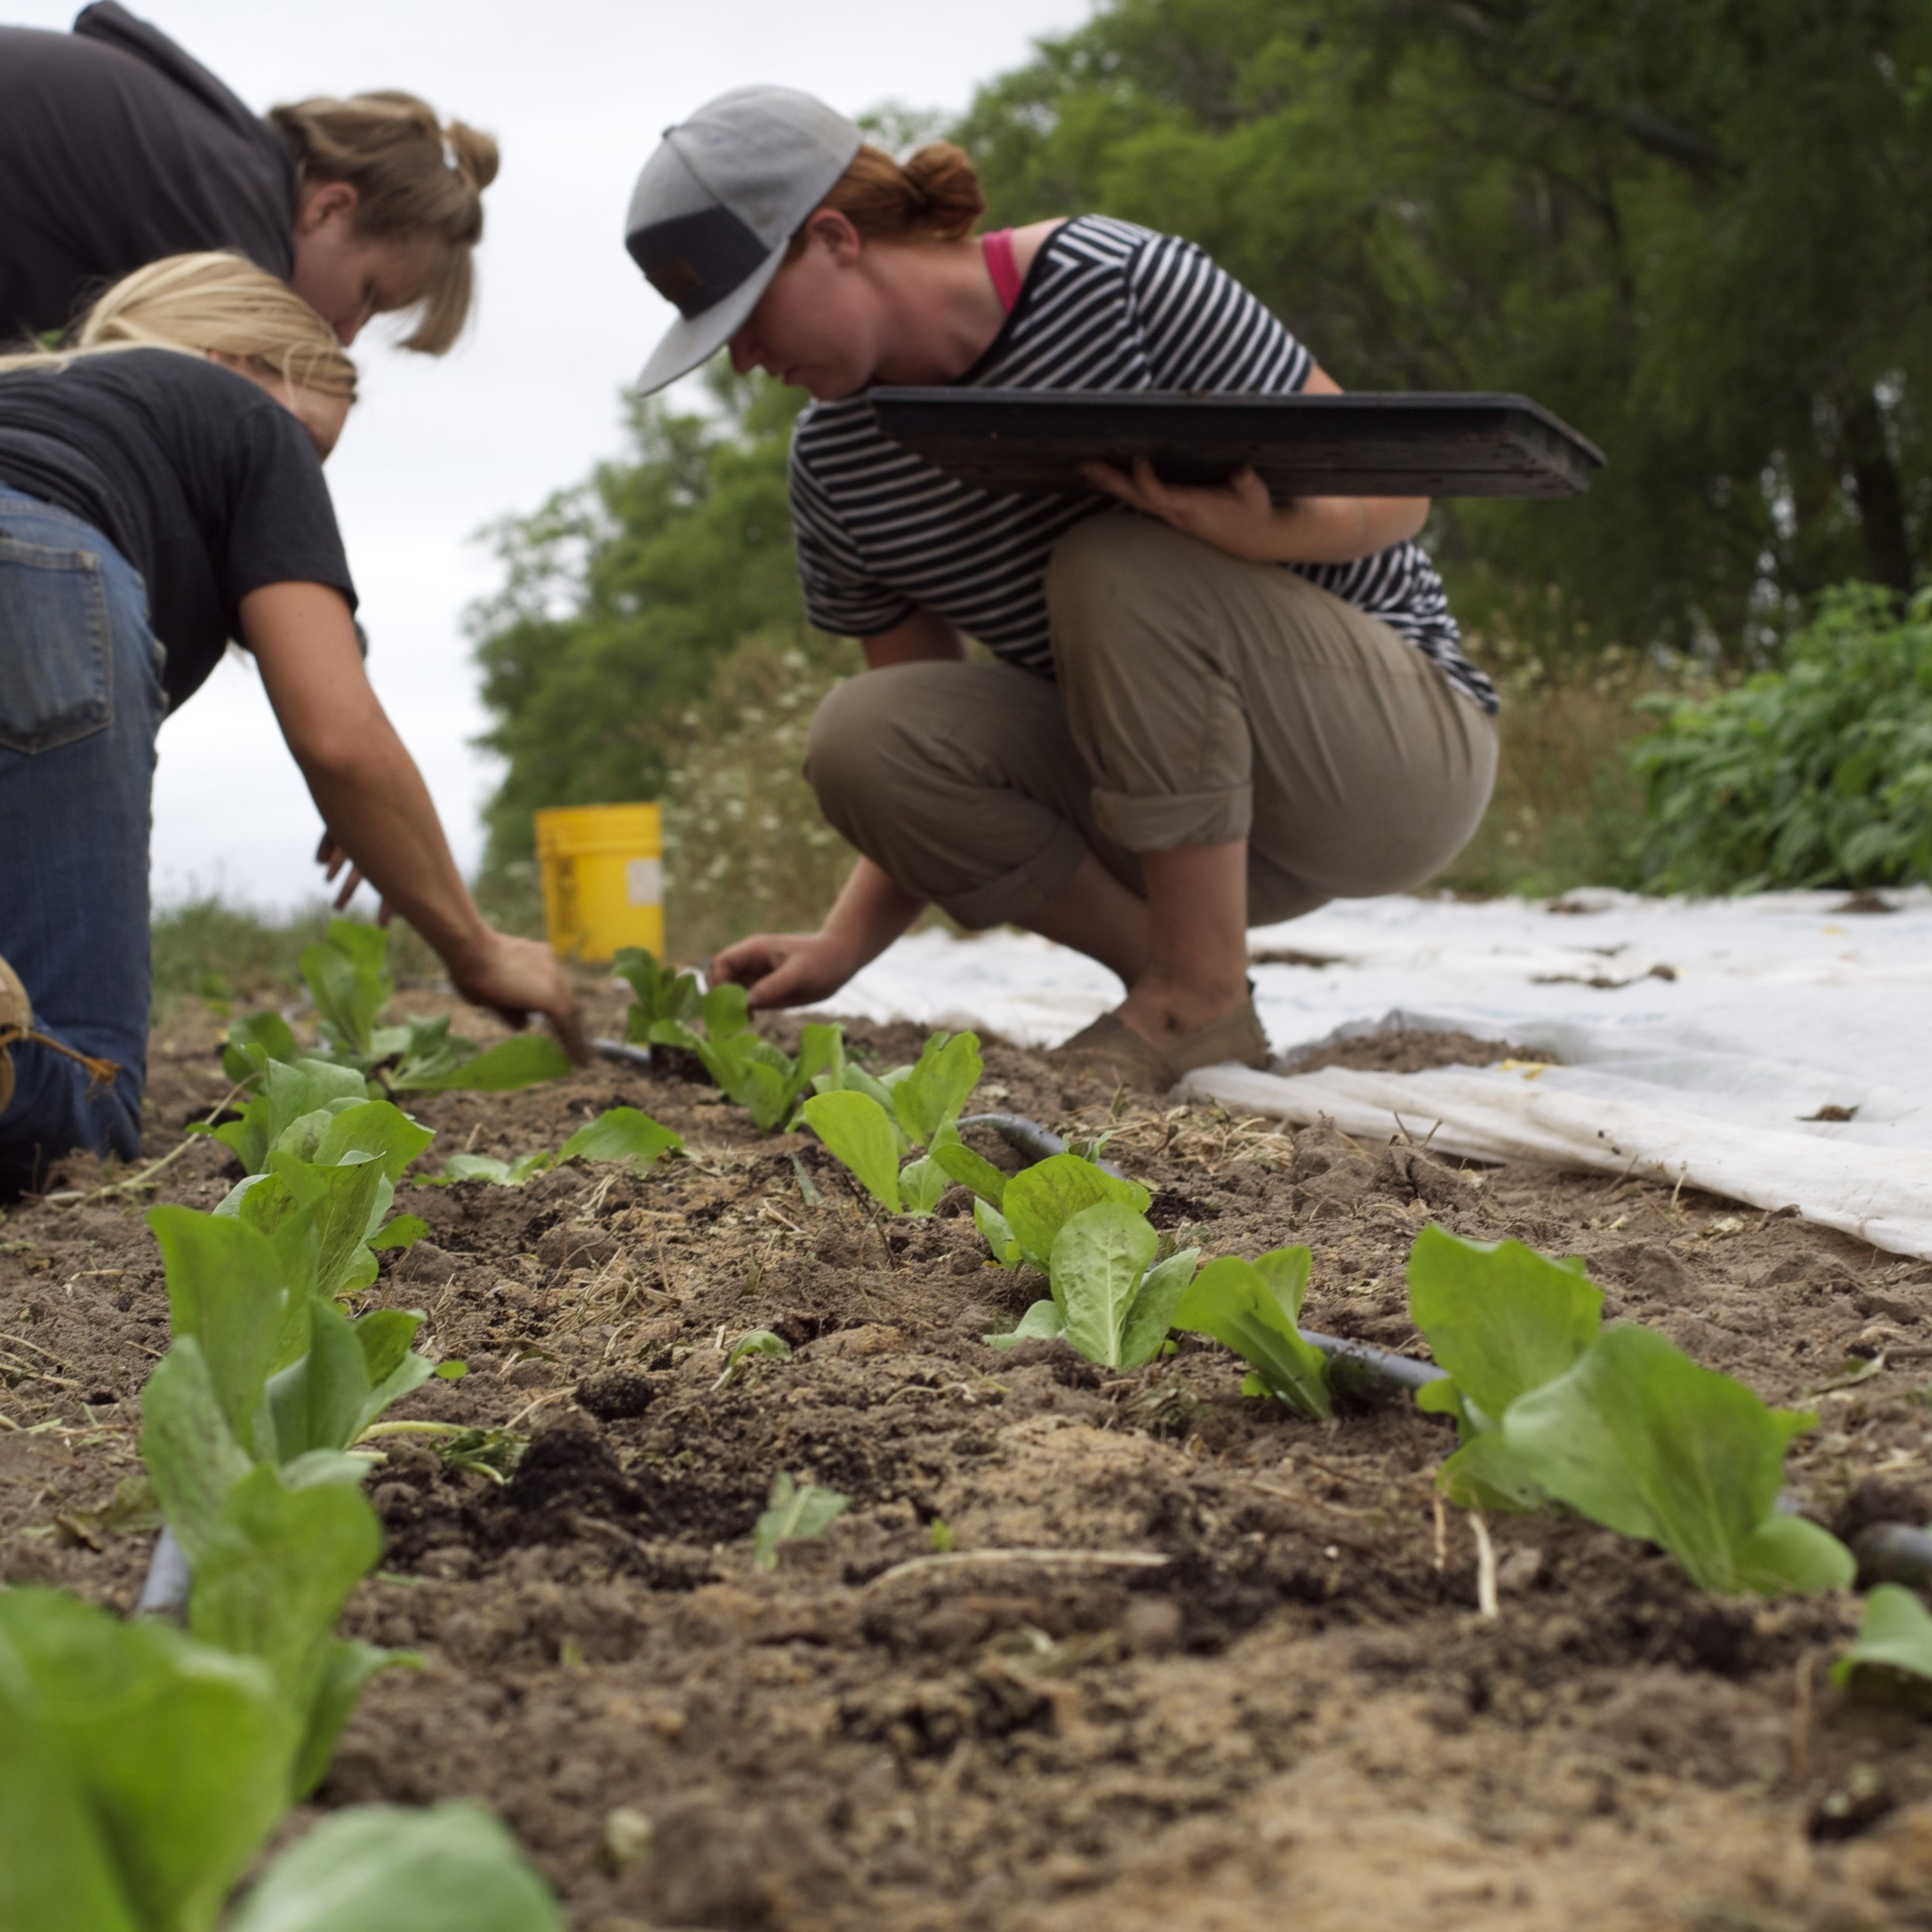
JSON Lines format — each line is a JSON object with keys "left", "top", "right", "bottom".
{"left": 0, "top": 3, "right": 295, "bottom": 341}
{"left": 0, "top": 349, "right": 355, "bottom": 709}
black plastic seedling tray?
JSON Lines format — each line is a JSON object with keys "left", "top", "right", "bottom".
{"left": 869, "top": 389, "right": 1604, "bottom": 499}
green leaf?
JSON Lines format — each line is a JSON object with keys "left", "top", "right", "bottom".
{"left": 383, "top": 1015, "right": 474, "bottom": 1090}
{"left": 222, "top": 1011, "right": 298, "bottom": 1086}
{"left": 313, "top": 1100, "right": 435, "bottom": 1182}
{"left": 930, "top": 1141, "right": 1009, "bottom": 1208}
{"left": 974, "top": 1198, "right": 1021, "bottom": 1268}
{"left": 419, "top": 1151, "right": 554, "bottom": 1186}
{"left": 615, "top": 947, "right": 702, "bottom": 1036}
{"left": 434, "top": 1359, "right": 468, "bottom": 1380}
{"left": 0, "top": 1677, "right": 141, "bottom": 1932}
{"left": 147, "top": 1206, "right": 286, "bottom": 1454}
{"left": 1437, "top": 1430, "right": 1552, "bottom": 1513}
{"left": 984, "top": 1299, "right": 1067, "bottom": 1350}
{"left": 716, "top": 1328, "right": 792, "bottom": 1389}
{"left": 368, "top": 1214, "right": 429, "bottom": 1253}
{"left": 226, "top": 1799, "right": 566, "bottom": 1932}
{"left": 240, "top": 1155, "right": 389, "bottom": 1306}
{"left": 794, "top": 1023, "right": 846, "bottom": 1093}
{"left": 399, "top": 1032, "right": 573, "bottom": 1093}
{"left": 1832, "top": 1583, "right": 1932, "bottom": 1689}
{"left": 1121, "top": 1247, "right": 1200, "bottom": 1369}
{"left": 289, "top": 1641, "right": 415, "bottom": 1803}
{"left": 556, "top": 1105, "right": 684, "bottom": 1169}
{"left": 1406, "top": 1226, "right": 1604, "bottom": 1432}
{"left": 0, "top": 1587, "right": 296, "bottom": 1932}
{"left": 800, "top": 1090, "right": 903, "bottom": 1212}
{"left": 189, "top": 1464, "right": 385, "bottom": 1781}
{"left": 1502, "top": 1325, "right": 1855, "bottom": 1594}
{"left": 351, "top": 1314, "right": 435, "bottom": 1439}
{"left": 891, "top": 1030, "right": 983, "bottom": 1146}
{"left": 301, "top": 920, "right": 393, "bottom": 1060}
{"left": 139, "top": 1339, "right": 253, "bottom": 1565}
{"left": 1050, "top": 1200, "right": 1159, "bottom": 1369}
{"left": 1173, "top": 1249, "right": 1331, "bottom": 1419}
{"left": 267, "top": 1298, "right": 375, "bottom": 1461}
{"left": 897, "top": 1154, "right": 948, "bottom": 1217}
{"left": 1002, "top": 1154, "right": 1151, "bottom": 1272}
{"left": 701, "top": 981, "right": 752, "bottom": 1042}
{"left": 752, "top": 1471, "right": 849, "bottom": 1570}
{"left": 214, "top": 1058, "right": 370, "bottom": 1175}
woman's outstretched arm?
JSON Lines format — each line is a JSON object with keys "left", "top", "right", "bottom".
{"left": 242, "top": 579, "right": 584, "bottom": 1052}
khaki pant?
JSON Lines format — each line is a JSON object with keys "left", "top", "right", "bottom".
{"left": 804, "top": 512, "right": 1498, "bottom": 929}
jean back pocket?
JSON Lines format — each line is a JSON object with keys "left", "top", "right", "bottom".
{"left": 0, "top": 534, "right": 112, "bottom": 753}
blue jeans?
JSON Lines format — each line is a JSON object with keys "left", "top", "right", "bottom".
{"left": 0, "top": 487, "right": 166, "bottom": 1193}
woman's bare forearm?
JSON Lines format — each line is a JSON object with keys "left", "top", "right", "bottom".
{"left": 821, "top": 856, "right": 926, "bottom": 969}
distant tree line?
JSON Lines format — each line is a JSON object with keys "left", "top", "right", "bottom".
{"left": 470, "top": 0, "right": 1932, "bottom": 872}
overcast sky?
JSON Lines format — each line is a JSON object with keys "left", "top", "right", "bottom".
{"left": 10, "top": 0, "right": 1094, "bottom": 911}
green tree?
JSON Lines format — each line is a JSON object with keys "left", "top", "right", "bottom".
{"left": 956, "top": 0, "right": 1932, "bottom": 658}
{"left": 468, "top": 372, "right": 813, "bottom": 869}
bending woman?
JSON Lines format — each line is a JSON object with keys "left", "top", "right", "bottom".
{"left": 0, "top": 2, "right": 495, "bottom": 349}
{"left": 0, "top": 253, "right": 580, "bottom": 1193}
{"left": 624, "top": 89, "right": 1498, "bottom": 1089}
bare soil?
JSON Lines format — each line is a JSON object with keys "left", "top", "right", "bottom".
{"left": 5, "top": 996, "right": 1932, "bottom": 1931}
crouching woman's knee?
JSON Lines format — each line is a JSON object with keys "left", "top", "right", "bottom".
{"left": 803, "top": 672, "right": 913, "bottom": 843}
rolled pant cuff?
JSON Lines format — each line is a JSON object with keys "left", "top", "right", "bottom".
{"left": 1091, "top": 784, "right": 1252, "bottom": 852}
{"left": 934, "top": 820, "right": 1094, "bottom": 930}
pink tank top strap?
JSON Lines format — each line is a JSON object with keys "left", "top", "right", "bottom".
{"left": 981, "top": 227, "right": 1024, "bottom": 314}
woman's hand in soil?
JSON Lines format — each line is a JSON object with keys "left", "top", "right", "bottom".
{"left": 447, "top": 931, "right": 588, "bottom": 1062}
{"left": 708, "top": 931, "right": 862, "bottom": 1010}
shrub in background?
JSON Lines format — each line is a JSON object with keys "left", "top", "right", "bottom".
{"left": 1635, "top": 584, "right": 1932, "bottom": 892}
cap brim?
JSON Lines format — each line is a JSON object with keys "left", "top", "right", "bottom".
{"left": 633, "top": 247, "right": 786, "bottom": 396}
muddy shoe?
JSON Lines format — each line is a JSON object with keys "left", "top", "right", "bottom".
{"left": 1048, "top": 1011, "right": 1177, "bottom": 1092}
{"left": 0, "top": 954, "right": 28, "bottom": 1114}
{"left": 1049, "top": 998, "right": 1271, "bottom": 1094}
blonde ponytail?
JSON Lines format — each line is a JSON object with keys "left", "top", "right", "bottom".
{"left": 0, "top": 253, "right": 358, "bottom": 401}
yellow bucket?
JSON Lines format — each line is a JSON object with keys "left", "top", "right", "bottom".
{"left": 534, "top": 803, "right": 664, "bottom": 963}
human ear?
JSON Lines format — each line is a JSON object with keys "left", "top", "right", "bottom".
{"left": 296, "top": 179, "right": 361, "bottom": 233}
{"left": 807, "top": 209, "right": 862, "bottom": 265}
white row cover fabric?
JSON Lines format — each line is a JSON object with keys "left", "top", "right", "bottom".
{"left": 807, "top": 887, "right": 1932, "bottom": 1260}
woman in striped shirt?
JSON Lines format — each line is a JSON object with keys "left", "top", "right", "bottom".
{"left": 626, "top": 89, "right": 1498, "bottom": 1090}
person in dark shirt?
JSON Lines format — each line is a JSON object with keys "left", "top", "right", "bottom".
{"left": 0, "top": 253, "right": 583, "bottom": 1192}
{"left": 0, "top": 2, "right": 498, "bottom": 350}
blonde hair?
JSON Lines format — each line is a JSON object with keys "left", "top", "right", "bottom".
{"left": 0, "top": 253, "right": 358, "bottom": 402}
{"left": 270, "top": 91, "right": 499, "bottom": 355}
{"left": 786, "top": 141, "right": 985, "bottom": 262}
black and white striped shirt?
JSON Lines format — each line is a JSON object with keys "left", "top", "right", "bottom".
{"left": 789, "top": 215, "right": 1498, "bottom": 714}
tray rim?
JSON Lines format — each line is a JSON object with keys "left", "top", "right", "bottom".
{"left": 869, "top": 386, "right": 1607, "bottom": 470}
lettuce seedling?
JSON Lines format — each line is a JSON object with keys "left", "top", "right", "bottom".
{"left": 1832, "top": 1585, "right": 1932, "bottom": 1693}
{"left": 225, "top": 1801, "right": 565, "bottom": 1932}
{"left": 0, "top": 1586, "right": 297, "bottom": 1932}
{"left": 1172, "top": 1247, "right": 1330, "bottom": 1418}
{"left": 752, "top": 1471, "right": 849, "bottom": 1570}
{"left": 638, "top": 964, "right": 844, "bottom": 1131}
{"left": 227, "top": 920, "right": 571, "bottom": 1097}
{"left": 1406, "top": 1226, "right": 1603, "bottom": 1510}
{"left": 419, "top": 1105, "right": 683, "bottom": 1185}
{"left": 615, "top": 944, "right": 702, "bottom": 1036}
{"left": 999, "top": 1152, "right": 1149, "bottom": 1269}
{"left": 992, "top": 1199, "right": 1199, "bottom": 1371}
{"left": 210, "top": 1056, "right": 372, "bottom": 1176}
{"left": 800, "top": 1030, "right": 983, "bottom": 1213}
{"left": 0, "top": 1590, "right": 561, "bottom": 1932}
{"left": 1501, "top": 1324, "right": 1855, "bottom": 1594}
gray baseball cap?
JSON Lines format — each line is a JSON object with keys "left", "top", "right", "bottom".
{"left": 625, "top": 87, "right": 863, "bottom": 395}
